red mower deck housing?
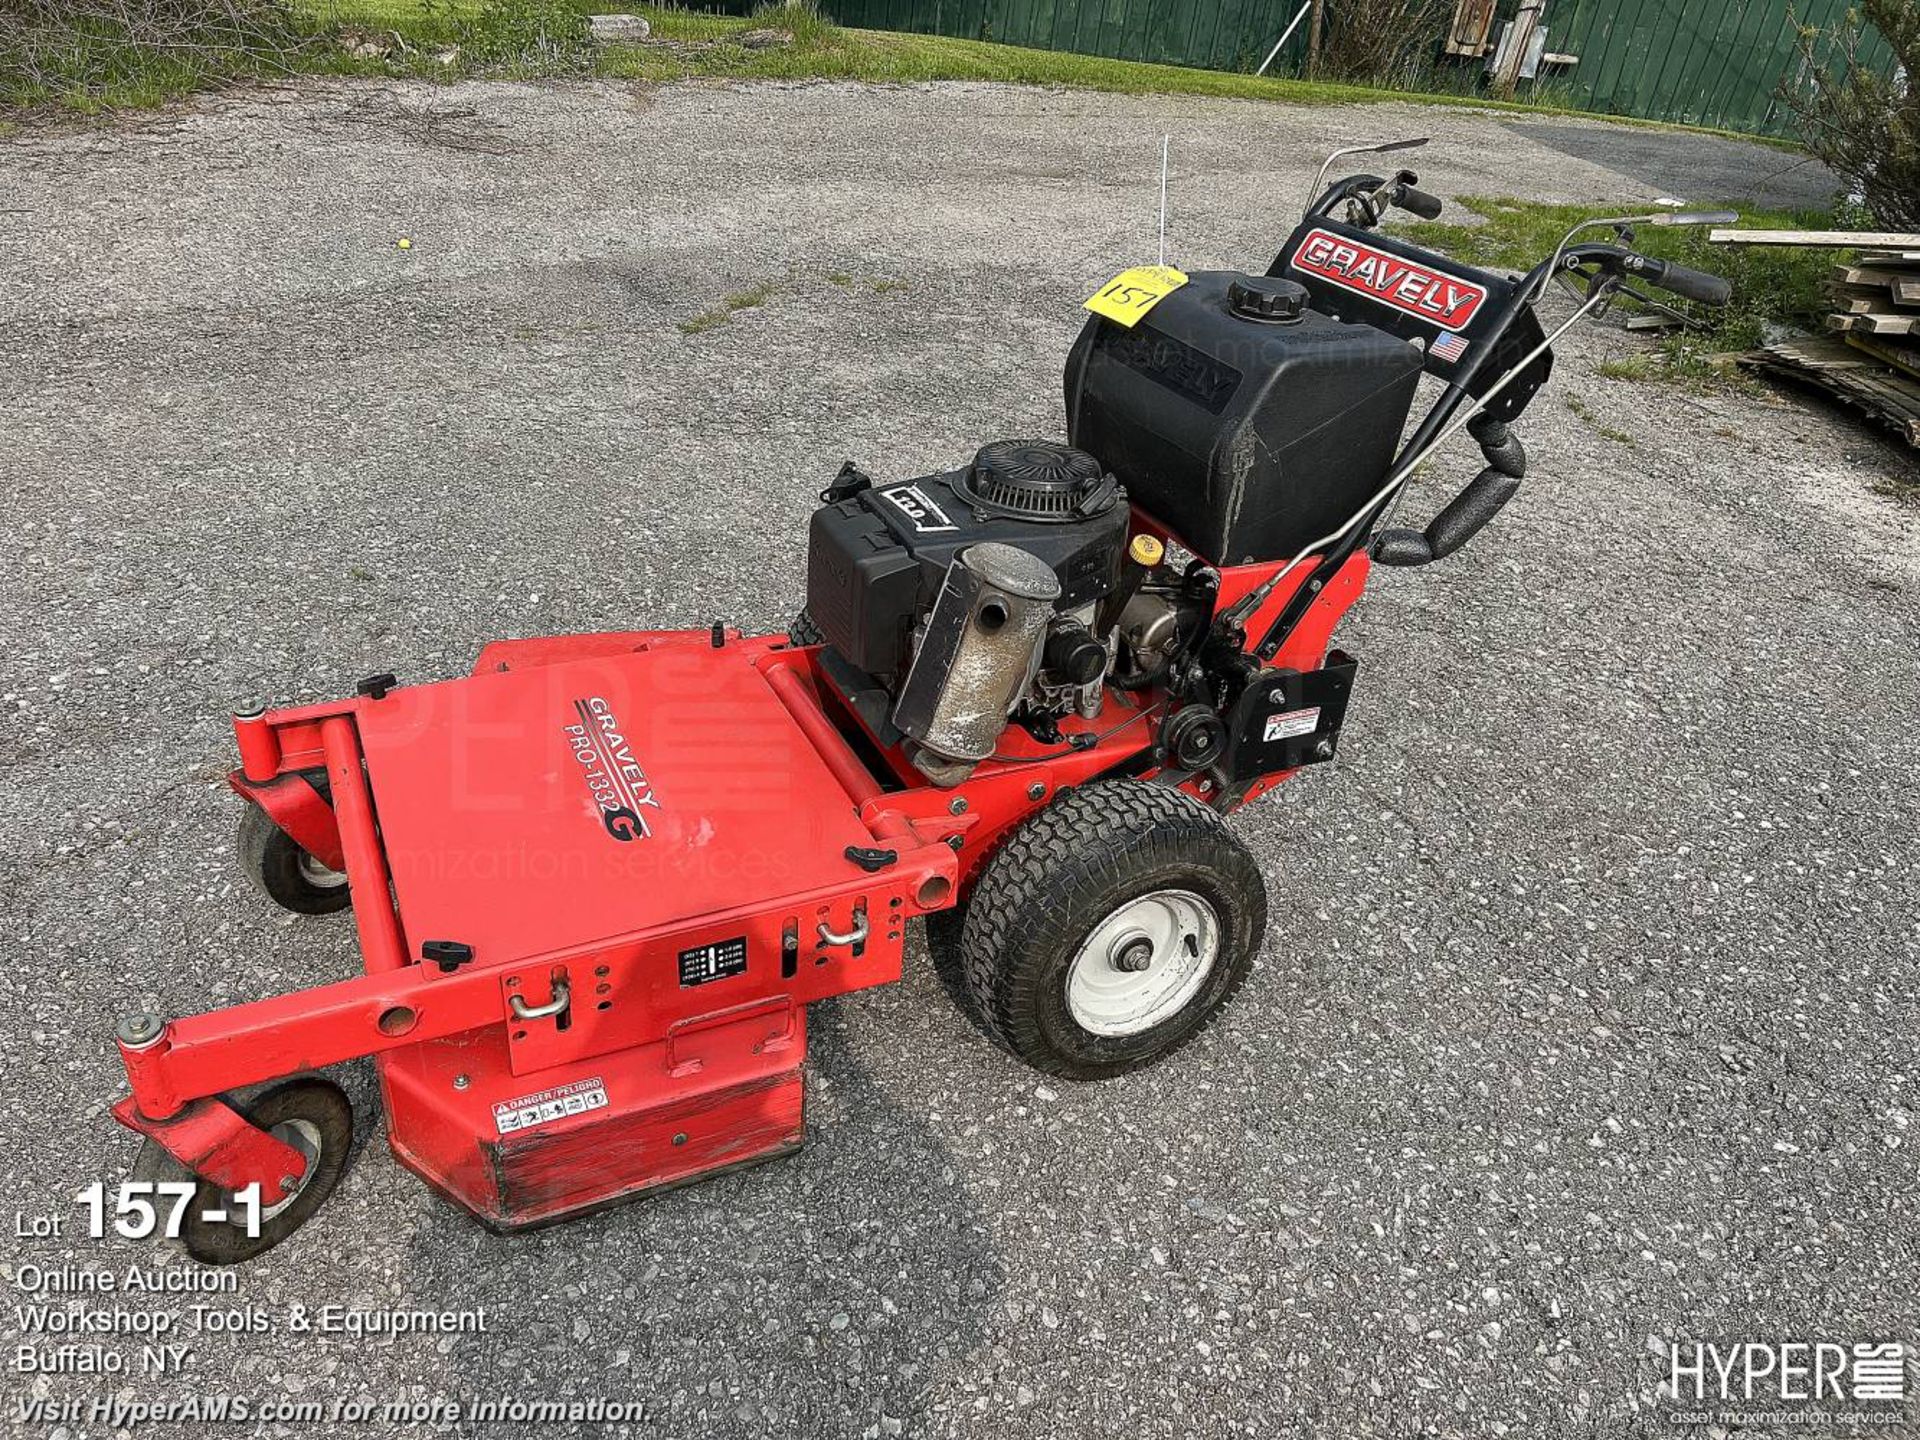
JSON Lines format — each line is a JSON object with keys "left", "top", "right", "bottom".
{"left": 112, "top": 551, "right": 1365, "bottom": 1232}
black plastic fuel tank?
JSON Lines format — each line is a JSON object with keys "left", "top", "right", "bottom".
{"left": 1063, "top": 271, "right": 1424, "bottom": 565}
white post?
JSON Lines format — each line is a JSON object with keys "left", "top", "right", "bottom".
{"left": 1256, "top": 0, "right": 1315, "bottom": 77}
{"left": 1158, "top": 135, "right": 1171, "bottom": 265}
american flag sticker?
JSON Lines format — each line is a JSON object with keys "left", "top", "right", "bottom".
{"left": 1430, "top": 333, "right": 1470, "bottom": 364}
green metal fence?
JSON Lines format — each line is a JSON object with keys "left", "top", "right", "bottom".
{"left": 1546, "top": 0, "right": 1882, "bottom": 134}
{"left": 819, "top": 0, "right": 1303, "bottom": 71}
{"left": 802, "top": 0, "right": 1893, "bottom": 137}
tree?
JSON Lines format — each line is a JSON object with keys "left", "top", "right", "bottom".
{"left": 1784, "top": 0, "right": 1919, "bottom": 230}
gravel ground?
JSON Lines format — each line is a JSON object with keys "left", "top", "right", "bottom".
{"left": 3, "top": 79, "right": 1917, "bottom": 1439}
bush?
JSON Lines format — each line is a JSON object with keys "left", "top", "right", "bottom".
{"left": 0, "top": 0, "right": 302, "bottom": 110}
{"left": 1783, "top": 0, "right": 1919, "bottom": 230}
{"left": 458, "top": 0, "right": 592, "bottom": 72}
{"left": 1313, "top": 0, "right": 1453, "bottom": 88}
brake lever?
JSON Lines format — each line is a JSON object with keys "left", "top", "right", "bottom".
{"left": 1572, "top": 263, "right": 1624, "bottom": 317}
{"left": 1557, "top": 268, "right": 1700, "bottom": 329}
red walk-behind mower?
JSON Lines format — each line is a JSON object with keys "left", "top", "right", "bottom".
{"left": 112, "top": 143, "right": 1734, "bottom": 1261}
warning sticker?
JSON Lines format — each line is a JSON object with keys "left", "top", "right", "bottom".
{"left": 1263, "top": 707, "right": 1321, "bottom": 743}
{"left": 1084, "top": 265, "right": 1189, "bottom": 328}
{"left": 494, "top": 1077, "right": 608, "bottom": 1136}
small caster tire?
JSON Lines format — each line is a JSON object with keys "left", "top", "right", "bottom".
{"left": 238, "top": 803, "right": 350, "bottom": 915}
{"left": 960, "top": 780, "right": 1266, "bottom": 1080}
{"left": 786, "top": 608, "right": 826, "bottom": 647}
{"left": 133, "top": 1077, "right": 354, "bottom": 1265}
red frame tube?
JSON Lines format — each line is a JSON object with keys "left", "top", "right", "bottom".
{"left": 763, "top": 660, "right": 883, "bottom": 808}
{"left": 120, "top": 964, "right": 506, "bottom": 1119}
{"left": 321, "top": 715, "right": 408, "bottom": 975}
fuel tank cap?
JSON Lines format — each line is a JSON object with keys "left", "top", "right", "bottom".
{"left": 1227, "top": 276, "right": 1309, "bottom": 323}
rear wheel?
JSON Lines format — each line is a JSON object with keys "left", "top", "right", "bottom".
{"left": 132, "top": 1077, "right": 354, "bottom": 1265}
{"left": 960, "top": 781, "right": 1265, "bottom": 1079}
{"left": 238, "top": 803, "right": 350, "bottom": 915}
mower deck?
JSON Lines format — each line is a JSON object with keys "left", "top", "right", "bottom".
{"left": 114, "top": 557, "right": 1366, "bottom": 1237}
{"left": 368, "top": 634, "right": 939, "bottom": 1226}
{"left": 118, "top": 631, "right": 962, "bottom": 1230}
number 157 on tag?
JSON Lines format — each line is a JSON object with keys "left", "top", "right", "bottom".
{"left": 1084, "top": 265, "right": 1189, "bottom": 328}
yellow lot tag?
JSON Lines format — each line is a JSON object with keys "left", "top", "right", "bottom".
{"left": 1084, "top": 265, "right": 1189, "bottom": 328}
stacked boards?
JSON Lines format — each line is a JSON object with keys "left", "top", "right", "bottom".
{"left": 1718, "top": 231, "right": 1920, "bottom": 447}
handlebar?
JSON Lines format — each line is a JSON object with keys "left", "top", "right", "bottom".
{"left": 1307, "top": 170, "right": 1444, "bottom": 226}
{"left": 1562, "top": 242, "right": 1731, "bottom": 307}
{"left": 1634, "top": 256, "right": 1732, "bottom": 306}
{"left": 1390, "top": 182, "right": 1443, "bottom": 220}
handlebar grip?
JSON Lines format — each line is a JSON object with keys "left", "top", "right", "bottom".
{"left": 1395, "top": 185, "right": 1443, "bottom": 220}
{"left": 1643, "top": 257, "right": 1731, "bottom": 306}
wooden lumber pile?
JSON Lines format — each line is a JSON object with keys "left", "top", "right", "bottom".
{"left": 1718, "top": 234, "right": 1920, "bottom": 447}
{"left": 1738, "top": 336, "right": 1920, "bottom": 446}
{"left": 1824, "top": 250, "right": 1920, "bottom": 337}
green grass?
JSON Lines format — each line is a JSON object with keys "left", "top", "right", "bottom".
{"left": 1595, "top": 355, "right": 1653, "bottom": 380}
{"left": 677, "top": 278, "right": 779, "bottom": 334}
{"left": 1564, "top": 394, "right": 1635, "bottom": 444}
{"left": 2, "top": 0, "right": 1823, "bottom": 135}
{"left": 1396, "top": 196, "right": 1850, "bottom": 377}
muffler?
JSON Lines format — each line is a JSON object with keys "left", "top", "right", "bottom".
{"left": 893, "top": 543, "right": 1060, "bottom": 786}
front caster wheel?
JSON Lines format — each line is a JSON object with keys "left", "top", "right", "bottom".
{"left": 238, "top": 803, "right": 350, "bottom": 915}
{"left": 133, "top": 1077, "right": 354, "bottom": 1265}
{"left": 960, "top": 780, "right": 1267, "bottom": 1080}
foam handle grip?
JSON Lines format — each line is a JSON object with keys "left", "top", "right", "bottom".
{"left": 1373, "top": 467, "right": 1521, "bottom": 567}
{"left": 1646, "top": 259, "right": 1731, "bottom": 306}
{"left": 1395, "top": 186, "right": 1443, "bottom": 220}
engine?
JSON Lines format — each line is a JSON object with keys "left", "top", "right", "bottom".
{"left": 802, "top": 270, "right": 1423, "bottom": 786}
{"left": 805, "top": 439, "right": 1131, "bottom": 783}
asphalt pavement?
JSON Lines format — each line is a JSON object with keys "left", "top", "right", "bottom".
{"left": 2, "top": 78, "right": 1916, "bottom": 1438}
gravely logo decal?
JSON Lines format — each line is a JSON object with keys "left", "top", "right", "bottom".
{"left": 564, "top": 697, "right": 661, "bottom": 841}
{"left": 1292, "top": 227, "right": 1488, "bottom": 332}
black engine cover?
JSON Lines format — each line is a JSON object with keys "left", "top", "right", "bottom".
{"left": 805, "top": 443, "right": 1128, "bottom": 684}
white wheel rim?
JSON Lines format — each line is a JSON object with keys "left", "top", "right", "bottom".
{"left": 251, "top": 1118, "right": 322, "bottom": 1224}
{"left": 297, "top": 852, "right": 348, "bottom": 890}
{"left": 1065, "top": 889, "right": 1221, "bottom": 1037}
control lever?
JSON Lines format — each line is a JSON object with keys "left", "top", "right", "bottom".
{"left": 1344, "top": 169, "right": 1442, "bottom": 228}
{"left": 1562, "top": 242, "right": 1733, "bottom": 308}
